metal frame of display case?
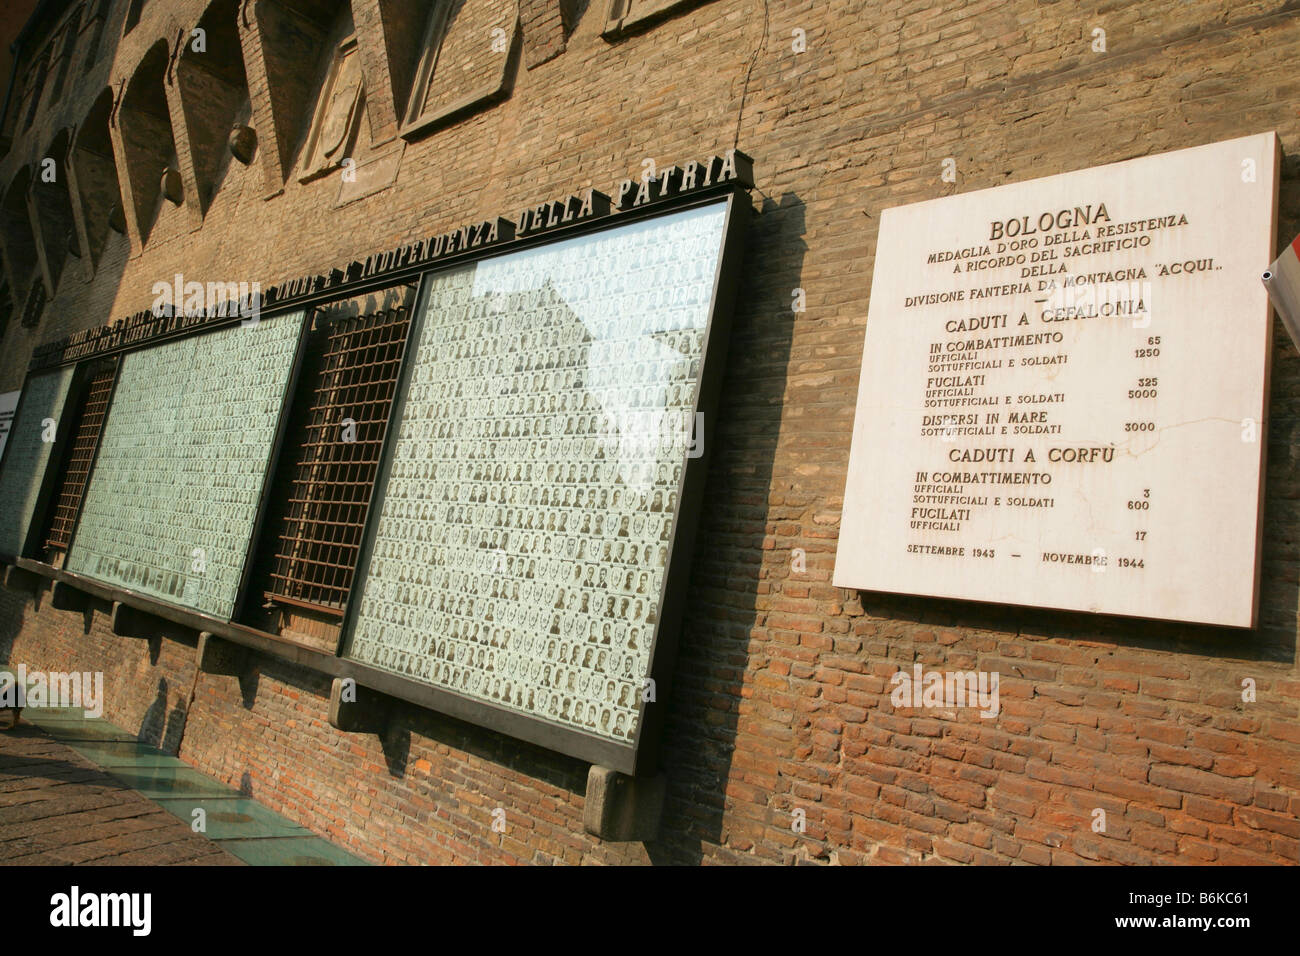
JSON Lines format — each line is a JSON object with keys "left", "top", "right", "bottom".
{"left": 0, "top": 176, "right": 751, "bottom": 777}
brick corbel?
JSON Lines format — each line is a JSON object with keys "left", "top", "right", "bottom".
{"left": 521, "top": 0, "right": 571, "bottom": 70}
{"left": 348, "top": 0, "right": 402, "bottom": 146}
{"left": 61, "top": 123, "right": 101, "bottom": 280}
{"left": 23, "top": 181, "right": 58, "bottom": 297}
{"left": 237, "top": 0, "right": 327, "bottom": 199}
{"left": 160, "top": 28, "right": 208, "bottom": 232}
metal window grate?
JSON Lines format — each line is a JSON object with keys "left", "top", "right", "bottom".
{"left": 44, "top": 362, "right": 116, "bottom": 550}
{"left": 266, "top": 305, "right": 411, "bottom": 612}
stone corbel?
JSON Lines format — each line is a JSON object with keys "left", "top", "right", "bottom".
{"left": 110, "top": 600, "right": 167, "bottom": 639}
{"left": 196, "top": 630, "right": 248, "bottom": 676}
{"left": 50, "top": 579, "right": 92, "bottom": 612}
{"left": 2, "top": 565, "right": 42, "bottom": 597}
{"left": 328, "top": 675, "right": 391, "bottom": 733}
{"left": 582, "top": 765, "right": 666, "bottom": 842}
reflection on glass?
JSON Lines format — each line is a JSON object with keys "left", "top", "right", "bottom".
{"left": 347, "top": 202, "right": 728, "bottom": 744}
{"left": 0, "top": 367, "right": 76, "bottom": 556}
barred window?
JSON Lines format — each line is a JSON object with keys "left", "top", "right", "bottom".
{"left": 262, "top": 303, "right": 413, "bottom": 614}
{"left": 41, "top": 359, "right": 116, "bottom": 556}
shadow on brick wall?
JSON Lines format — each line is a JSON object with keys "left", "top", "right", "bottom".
{"left": 647, "top": 191, "right": 806, "bottom": 863}
{"left": 0, "top": 588, "right": 31, "bottom": 671}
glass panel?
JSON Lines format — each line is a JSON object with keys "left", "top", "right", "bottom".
{"left": 0, "top": 366, "right": 76, "bottom": 556}
{"left": 67, "top": 312, "right": 305, "bottom": 618}
{"left": 345, "top": 201, "right": 728, "bottom": 745}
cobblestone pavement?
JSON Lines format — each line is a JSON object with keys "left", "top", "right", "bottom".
{"left": 0, "top": 720, "right": 242, "bottom": 865}
{"left": 1, "top": 708, "right": 365, "bottom": 865}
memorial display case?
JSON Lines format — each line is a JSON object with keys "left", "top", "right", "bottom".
{"left": 64, "top": 311, "right": 306, "bottom": 618}
{"left": 341, "top": 196, "right": 745, "bottom": 769}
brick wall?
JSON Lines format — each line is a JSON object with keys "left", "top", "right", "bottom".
{"left": 1, "top": 0, "right": 1298, "bottom": 864}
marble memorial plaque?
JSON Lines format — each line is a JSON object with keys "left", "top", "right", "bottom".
{"left": 835, "top": 133, "right": 1279, "bottom": 628}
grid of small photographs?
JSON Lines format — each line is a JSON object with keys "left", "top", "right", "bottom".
{"left": 67, "top": 312, "right": 305, "bottom": 618}
{"left": 347, "top": 202, "right": 728, "bottom": 743}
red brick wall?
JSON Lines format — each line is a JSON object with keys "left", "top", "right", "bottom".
{"left": 2, "top": 0, "right": 1299, "bottom": 864}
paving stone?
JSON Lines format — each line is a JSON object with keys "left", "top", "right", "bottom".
{"left": 0, "top": 725, "right": 243, "bottom": 866}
